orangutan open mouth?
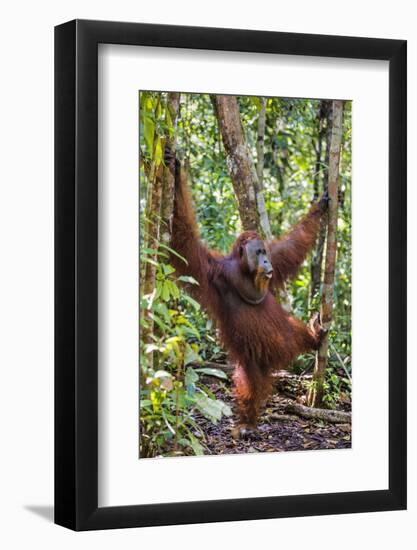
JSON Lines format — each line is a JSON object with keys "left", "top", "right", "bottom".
{"left": 264, "top": 270, "right": 273, "bottom": 279}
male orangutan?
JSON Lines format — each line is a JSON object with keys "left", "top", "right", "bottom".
{"left": 165, "top": 148, "right": 328, "bottom": 438}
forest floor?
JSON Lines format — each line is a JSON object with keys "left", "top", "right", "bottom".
{"left": 195, "top": 370, "right": 352, "bottom": 456}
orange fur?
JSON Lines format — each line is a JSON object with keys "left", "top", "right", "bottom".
{"left": 254, "top": 266, "right": 270, "bottom": 293}
{"left": 170, "top": 161, "right": 324, "bottom": 427}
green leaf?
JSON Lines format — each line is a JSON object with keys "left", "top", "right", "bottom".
{"left": 148, "top": 311, "right": 169, "bottom": 331}
{"left": 141, "top": 257, "right": 158, "bottom": 267}
{"left": 143, "top": 115, "right": 155, "bottom": 154}
{"left": 185, "top": 366, "right": 199, "bottom": 386}
{"left": 141, "top": 247, "right": 168, "bottom": 258}
{"left": 158, "top": 243, "right": 188, "bottom": 264}
{"left": 181, "top": 325, "right": 201, "bottom": 339}
{"left": 167, "top": 280, "right": 180, "bottom": 300}
{"left": 144, "top": 343, "right": 162, "bottom": 354}
{"left": 153, "top": 302, "right": 172, "bottom": 324}
{"left": 165, "top": 104, "right": 173, "bottom": 129}
{"left": 145, "top": 96, "right": 153, "bottom": 112}
{"left": 153, "top": 370, "right": 171, "bottom": 379}
{"left": 189, "top": 434, "right": 204, "bottom": 456}
{"left": 161, "top": 282, "right": 170, "bottom": 301}
{"left": 194, "top": 393, "right": 224, "bottom": 422}
{"left": 162, "top": 264, "right": 176, "bottom": 276}
{"left": 184, "top": 347, "right": 201, "bottom": 366}
{"left": 219, "top": 400, "right": 232, "bottom": 417}
{"left": 177, "top": 438, "right": 191, "bottom": 448}
{"left": 154, "top": 136, "right": 163, "bottom": 165}
{"left": 195, "top": 368, "right": 228, "bottom": 380}
{"left": 178, "top": 275, "right": 199, "bottom": 285}
{"left": 182, "top": 294, "right": 200, "bottom": 311}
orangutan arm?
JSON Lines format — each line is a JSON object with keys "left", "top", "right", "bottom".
{"left": 268, "top": 195, "right": 328, "bottom": 287}
{"left": 166, "top": 149, "right": 221, "bottom": 304}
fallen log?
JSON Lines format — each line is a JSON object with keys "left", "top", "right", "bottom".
{"left": 269, "top": 413, "right": 298, "bottom": 422}
{"left": 285, "top": 402, "right": 351, "bottom": 424}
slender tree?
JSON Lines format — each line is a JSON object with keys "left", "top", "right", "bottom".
{"left": 307, "top": 100, "right": 344, "bottom": 408}
{"left": 271, "top": 113, "right": 289, "bottom": 231}
{"left": 211, "top": 95, "right": 260, "bottom": 232}
{"left": 255, "top": 97, "right": 272, "bottom": 239}
{"left": 270, "top": 111, "right": 292, "bottom": 310}
{"left": 141, "top": 94, "right": 163, "bottom": 307}
{"left": 141, "top": 105, "right": 164, "bottom": 370}
{"left": 310, "top": 100, "right": 332, "bottom": 303}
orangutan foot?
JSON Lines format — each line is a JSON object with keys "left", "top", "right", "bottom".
{"left": 308, "top": 312, "right": 327, "bottom": 347}
{"left": 231, "top": 424, "right": 257, "bottom": 440}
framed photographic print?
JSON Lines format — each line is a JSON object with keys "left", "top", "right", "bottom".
{"left": 55, "top": 19, "right": 406, "bottom": 531}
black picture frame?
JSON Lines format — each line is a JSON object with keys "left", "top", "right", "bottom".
{"left": 55, "top": 19, "right": 407, "bottom": 531}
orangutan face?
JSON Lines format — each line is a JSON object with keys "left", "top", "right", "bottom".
{"left": 243, "top": 239, "right": 273, "bottom": 280}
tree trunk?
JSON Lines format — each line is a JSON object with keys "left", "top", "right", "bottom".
{"left": 270, "top": 116, "right": 292, "bottom": 311}
{"left": 211, "top": 95, "right": 260, "bottom": 232}
{"left": 160, "top": 92, "right": 181, "bottom": 245}
{"left": 312, "top": 100, "right": 327, "bottom": 200}
{"left": 310, "top": 100, "right": 332, "bottom": 303}
{"left": 307, "top": 100, "right": 344, "bottom": 408}
{"left": 255, "top": 97, "right": 272, "bottom": 239}
{"left": 141, "top": 92, "right": 180, "bottom": 371}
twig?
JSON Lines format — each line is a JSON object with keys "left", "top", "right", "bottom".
{"left": 330, "top": 342, "right": 352, "bottom": 384}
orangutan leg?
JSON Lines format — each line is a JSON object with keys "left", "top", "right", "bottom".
{"left": 288, "top": 311, "right": 326, "bottom": 355}
{"left": 231, "top": 364, "right": 273, "bottom": 439}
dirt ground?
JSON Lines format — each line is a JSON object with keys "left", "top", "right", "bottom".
{"left": 194, "top": 372, "right": 351, "bottom": 455}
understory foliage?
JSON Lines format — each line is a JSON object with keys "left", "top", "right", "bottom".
{"left": 140, "top": 245, "right": 232, "bottom": 457}
{"left": 139, "top": 92, "right": 352, "bottom": 457}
